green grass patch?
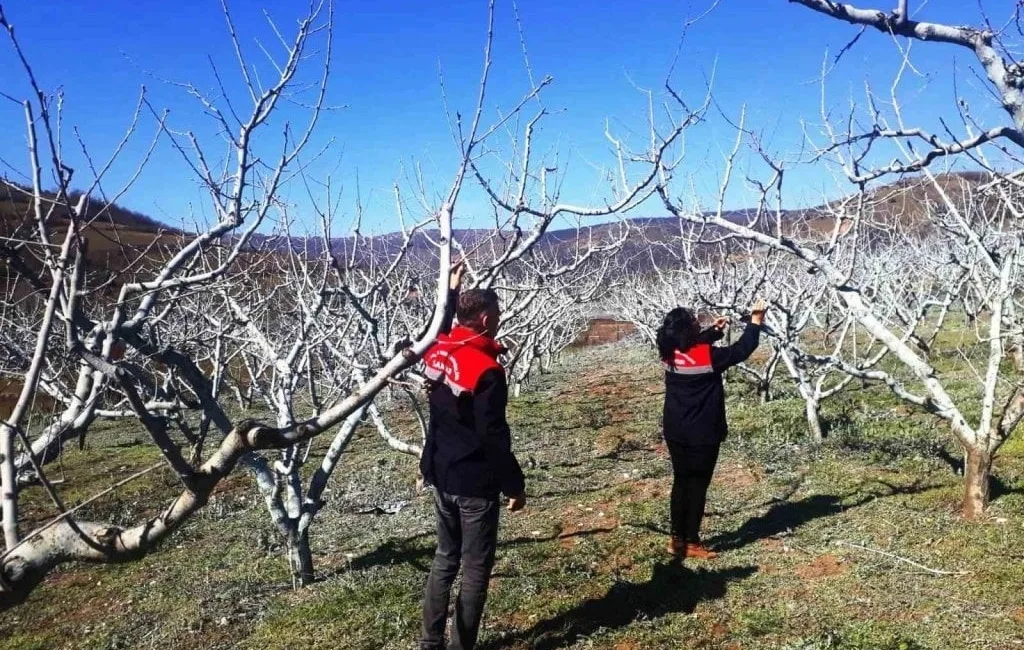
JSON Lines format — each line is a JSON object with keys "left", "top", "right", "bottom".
{"left": 3, "top": 343, "right": 1022, "bottom": 649}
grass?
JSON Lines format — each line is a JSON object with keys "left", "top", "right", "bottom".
{"left": 2, "top": 343, "right": 1023, "bottom": 649}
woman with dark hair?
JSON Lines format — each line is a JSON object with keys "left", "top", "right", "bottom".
{"left": 657, "top": 300, "right": 767, "bottom": 560}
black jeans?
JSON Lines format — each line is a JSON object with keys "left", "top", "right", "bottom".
{"left": 420, "top": 490, "right": 500, "bottom": 650}
{"left": 665, "top": 441, "right": 721, "bottom": 542}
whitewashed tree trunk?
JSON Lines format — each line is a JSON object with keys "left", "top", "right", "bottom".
{"left": 805, "top": 397, "right": 824, "bottom": 444}
{"left": 963, "top": 447, "right": 993, "bottom": 520}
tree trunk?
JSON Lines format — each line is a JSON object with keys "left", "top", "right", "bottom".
{"left": 758, "top": 380, "right": 771, "bottom": 404}
{"left": 287, "top": 528, "right": 315, "bottom": 587}
{"left": 806, "top": 398, "right": 824, "bottom": 444}
{"left": 962, "top": 446, "right": 992, "bottom": 520}
{"left": 1010, "top": 336, "right": 1024, "bottom": 372}
{"left": 1, "top": 428, "right": 18, "bottom": 549}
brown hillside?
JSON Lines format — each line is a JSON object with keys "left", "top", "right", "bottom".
{"left": 1, "top": 171, "right": 1004, "bottom": 292}
{"left": 788, "top": 171, "right": 994, "bottom": 241}
{"left": 0, "top": 183, "right": 189, "bottom": 291}
{"left": 0, "top": 183, "right": 175, "bottom": 232}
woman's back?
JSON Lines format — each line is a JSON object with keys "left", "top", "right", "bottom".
{"left": 655, "top": 301, "right": 768, "bottom": 557}
{"left": 661, "top": 322, "right": 762, "bottom": 445}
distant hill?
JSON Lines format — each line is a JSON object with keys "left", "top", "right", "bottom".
{"left": 0, "top": 183, "right": 187, "bottom": 289}
{"left": 0, "top": 183, "right": 178, "bottom": 233}
{"left": 785, "top": 171, "right": 994, "bottom": 240}
{"left": 1, "top": 171, "right": 1000, "bottom": 286}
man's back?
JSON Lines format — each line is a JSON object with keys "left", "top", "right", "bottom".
{"left": 418, "top": 284, "right": 526, "bottom": 650}
{"left": 420, "top": 325, "right": 525, "bottom": 499}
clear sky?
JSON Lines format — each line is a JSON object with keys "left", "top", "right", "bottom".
{"left": 0, "top": 0, "right": 1011, "bottom": 234}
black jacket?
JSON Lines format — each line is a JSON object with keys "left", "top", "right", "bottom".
{"left": 419, "top": 291, "right": 526, "bottom": 499}
{"left": 662, "top": 323, "right": 762, "bottom": 446}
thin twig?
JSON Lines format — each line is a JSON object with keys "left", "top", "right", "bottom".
{"left": 836, "top": 540, "right": 969, "bottom": 576}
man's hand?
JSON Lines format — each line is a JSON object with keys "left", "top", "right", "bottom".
{"left": 711, "top": 316, "right": 729, "bottom": 330}
{"left": 449, "top": 259, "right": 467, "bottom": 291}
{"left": 507, "top": 493, "right": 526, "bottom": 512}
{"left": 749, "top": 299, "right": 769, "bottom": 326}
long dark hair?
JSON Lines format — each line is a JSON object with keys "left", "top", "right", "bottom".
{"left": 656, "top": 307, "right": 700, "bottom": 360}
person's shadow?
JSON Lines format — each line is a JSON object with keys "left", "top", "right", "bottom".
{"left": 704, "top": 493, "right": 848, "bottom": 552}
{"left": 704, "top": 479, "right": 939, "bottom": 553}
{"left": 478, "top": 562, "right": 756, "bottom": 650}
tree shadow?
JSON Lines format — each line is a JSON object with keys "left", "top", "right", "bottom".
{"left": 478, "top": 562, "right": 756, "bottom": 650}
{"left": 991, "top": 475, "right": 1024, "bottom": 500}
{"left": 335, "top": 526, "right": 623, "bottom": 578}
{"left": 343, "top": 532, "right": 435, "bottom": 573}
{"left": 936, "top": 447, "right": 964, "bottom": 475}
{"left": 704, "top": 477, "right": 805, "bottom": 519}
{"left": 336, "top": 478, "right": 944, "bottom": 583}
{"left": 933, "top": 448, "right": 1023, "bottom": 501}
{"left": 623, "top": 493, "right": 850, "bottom": 549}
{"left": 530, "top": 483, "right": 612, "bottom": 499}
{"left": 315, "top": 532, "right": 436, "bottom": 581}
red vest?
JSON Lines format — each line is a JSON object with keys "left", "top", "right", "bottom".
{"left": 424, "top": 326, "right": 504, "bottom": 395}
{"left": 662, "top": 343, "right": 713, "bottom": 375}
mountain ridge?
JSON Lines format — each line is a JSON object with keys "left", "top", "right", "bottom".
{"left": 1, "top": 171, "right": 996, "bottom": 277}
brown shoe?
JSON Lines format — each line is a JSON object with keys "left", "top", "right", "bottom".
{"left": 684, "top": 542, "right": 718, "bottom": 560}
{"left": 667, "top": 536, "right": 686, "bottom": 557}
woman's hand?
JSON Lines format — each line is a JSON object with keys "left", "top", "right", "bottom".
{"left": 749, "top": 299, "right": 769, "bottom": 326}
{"left": 711, "top": 316, "right": 729, "bottom": 330}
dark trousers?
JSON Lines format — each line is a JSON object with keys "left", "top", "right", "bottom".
{"left": 420, "top": 490, "right": 500, "bottom": 650}
{"left": 665, "top": 441, "right": 721, "bottom": 542}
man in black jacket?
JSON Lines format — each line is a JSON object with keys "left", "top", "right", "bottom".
{"left": 657, "top": 300, "right": 767, "bottom": 560}
{"left": 418, "top": 268, "right": 526, "bottom": 650}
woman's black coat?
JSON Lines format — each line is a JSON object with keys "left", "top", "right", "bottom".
{"left": 662, "top": 323, "right": 762, "bottom": 446}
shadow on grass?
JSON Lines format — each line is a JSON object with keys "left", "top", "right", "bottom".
{"left": 478, "top": 562, "right": 756, "bottom": 650}
{"left": 336, "top": 478, "right": 943, "bottom": 584}
{"left": 936, "top": 447, "right": 964, "bottom": 475}
{"left": 704, "top": 494, "right": 850, "bottom": 552}
{"left": 991, "top": 476, "right": 1024, "bottom": 500}
{"left": 704, "top": 477, "right": 805, "bottom": 519}
{"left": 530, "top": 483, "right": 611, "bottom": 499}
{"left": 343, "top": 532, "right": 435, "bottom": 574}
{"left": 335, "top": 526, "right": 622, "bottom": 578}
{"left": 934, "top": 448, "right": 1023, "bottom": 501}
{"left": 705, "top": 480, "right": 937, "bottom": 552}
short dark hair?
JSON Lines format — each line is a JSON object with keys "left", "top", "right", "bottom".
{"left": 457, "top": 289, "right": 500, "bottom": 331}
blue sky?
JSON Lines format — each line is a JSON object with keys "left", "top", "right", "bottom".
{"left": 0, "top": 0, "right": 1011, "bottom": 234}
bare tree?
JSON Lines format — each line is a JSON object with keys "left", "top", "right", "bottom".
{"left": 649, "top": 57, "right": 1023, "bottom": 518}
{"left": 0, "top": 0, "right": 466, "bottom": 604}
{"left": 0, "top": 0, "right": 690, "bottom": 602}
